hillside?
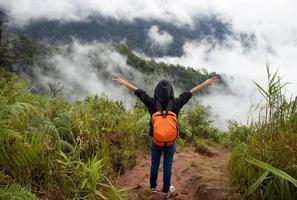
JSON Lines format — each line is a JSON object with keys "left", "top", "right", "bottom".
{"left": 9, "top": 16, "right": 255, "bottom": 57}
{"left": 0, "top": 33, "right": 228, "bottom": 99}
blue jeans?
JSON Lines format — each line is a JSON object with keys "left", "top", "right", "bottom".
{"left": 150, "top": 141, "right": 176, "bottom": 193}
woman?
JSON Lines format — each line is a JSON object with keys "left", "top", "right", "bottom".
{"left": 113, "top": 75, "right": 218, "bottom": 198}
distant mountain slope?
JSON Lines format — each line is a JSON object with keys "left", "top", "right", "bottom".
{"left": 116, "top": 44, "right": 226, "bottom": 91}
{"left": 10, "top": 15, "right": 254, "bottom": 57}
{"left": 1, "top": 34, "right": 229, "bottom": 99}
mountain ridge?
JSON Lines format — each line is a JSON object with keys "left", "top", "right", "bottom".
{"left": 9, "top": 15, "right": 255, "bottom": 57}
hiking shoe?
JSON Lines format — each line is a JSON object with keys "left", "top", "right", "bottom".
{"left": 151, "top": 188, "right": 157, "bottom": 193}
{"left": 163, "top": 186, "right": 175, "bottom": 199}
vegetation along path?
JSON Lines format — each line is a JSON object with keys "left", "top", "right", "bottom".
{"left": 116, "top": 144, "right": 229, "bottom": 200}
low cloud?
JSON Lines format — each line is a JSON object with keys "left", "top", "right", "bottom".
{"left": 28, "top": 40, "right": 144, "bottom": 105}
{"left": 148, "top": 25, "right": 173, "bottom": 49}
{"left": 157, "top": 31, "right": 297, "bottom": 129}
{"left": 0, "top": 0, "right": 205, "bottom": 27}
{"left": 200, "top": 75, "right": 261, "bottom": 129}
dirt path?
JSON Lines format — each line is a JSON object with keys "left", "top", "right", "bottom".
{"left": 116, "top": 144, "right": 230, "bottom": 200}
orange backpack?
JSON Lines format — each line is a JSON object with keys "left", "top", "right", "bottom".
{"left": 151, "top": 100, "right": 178, "bottom": 147}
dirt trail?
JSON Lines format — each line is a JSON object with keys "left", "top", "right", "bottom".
{"left": 116, "top": 145, "right": 230, "bottom": 200}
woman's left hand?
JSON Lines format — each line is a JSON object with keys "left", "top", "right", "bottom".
{"left": 112, "top": 75, "right": 127, "bottom": 86}
{"left": 204, "top": 76, "right": 219, "bottom": 86}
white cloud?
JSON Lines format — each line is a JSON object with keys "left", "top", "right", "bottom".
{"left": 156, "top": 32, "right": 297, "bottom": 129}
{"left": 1, "top": 0, "right": 296, "bottom": 30}
{"left": 148, "top": 25, "right": 173, "bottom": 49}
{"left": 29, "top": 40, "right": 144, "bottom": 105}
{"left": 0, "top": 0, "right": 205, "bottom": 26}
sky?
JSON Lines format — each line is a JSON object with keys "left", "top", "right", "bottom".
{"left": 1, "top": 0, "right": 297, "bottom": 129}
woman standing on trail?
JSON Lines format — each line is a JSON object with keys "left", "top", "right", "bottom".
{"left": 113, "top": 76, "right": 218, "bottom": 199}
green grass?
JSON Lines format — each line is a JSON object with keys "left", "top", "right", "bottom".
{"left": 227, "top": 67, "right": 297, "bottom": 200}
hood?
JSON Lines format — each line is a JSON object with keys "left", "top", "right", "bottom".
{"left": 154, "top": 80, "right": 174, "bottom": 104}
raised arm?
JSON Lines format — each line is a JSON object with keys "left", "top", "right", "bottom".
{"left": 112, "top": 75, "right": 138, "bottom": 92}
{"left": 190, "top": 76, "right": 218, "bottom": 95}
{"left": 112, "top": 75, "right": 154, "bottom": 110}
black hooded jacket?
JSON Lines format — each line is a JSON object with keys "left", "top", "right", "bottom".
{"left": 134, "top": 80, "right": 193, "bottom": 117}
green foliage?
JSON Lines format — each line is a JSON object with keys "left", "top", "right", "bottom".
{"left": 0, "top": 183, "right": 40, "bottom": 200}
{"left": 0, "top": 69, "right": 147, "bottom": 199}
{"left": 246, "top": 157, "right": 297, "bottom": 193}
{"left": 221, "top": 121, "right": 252, "bottom": 148}
{"left": 179, "top": 106, "right": 221, "bottom": 143}
{"left": 227, "top": 67, "right": 297, "bottom": 200}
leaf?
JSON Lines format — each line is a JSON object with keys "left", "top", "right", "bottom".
{"left": 118, "top": 185, "right": 138, "bottom": 192}
{"left": 81, "top": 179, "right": 88, "bottom": 189}
{"left": 0, "top": 183, "right": 40, "bottom": 200}
{"left": 56, "top": 159, "right": 67, "bottom": 165}
{"left": 253, "top": 81, "right": 269, "bottom": 101}
{"left": 247, "top": 170, "right": 270, "bottom": 195}
{"left": 246, "top": 157, "right": 297, "bottom": 187}
{"left": 94, "top": 190, "right": 108, "bottom": 200}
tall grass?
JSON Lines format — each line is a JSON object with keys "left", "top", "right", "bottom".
{"left": 227, "top": 67, "right": 297, "bottom": 199}
{"left": 0, "top": 68, "right": 149, "bottom": 199}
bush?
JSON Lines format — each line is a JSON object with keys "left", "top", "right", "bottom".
{"left": 179, "top": 105, "right": 221, "bottom": 144}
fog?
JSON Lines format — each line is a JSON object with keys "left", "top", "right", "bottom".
{"left": 157, "top": 30, "right": 297, "bottom": 128}
{"left": 27, "top": 41, "right": 144, "bottom": 105}
{"left": 148, "top": 25, "right": 173, "bottom": 50}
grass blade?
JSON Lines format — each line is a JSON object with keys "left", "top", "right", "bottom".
{"left": 246, "top": 157, "right": 297, "bottom": 187}
{"left": 247, "top": 170, "right": 270, "bottom": 195}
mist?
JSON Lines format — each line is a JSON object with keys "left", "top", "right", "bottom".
{"left": 27, "top": 40, "right": 144, "bottom": 106}
{"left": 157, "top": 30, "right": 297, "bottom": 128}
{"left": 148, "top": 25, "right": 173, "bottom": 50}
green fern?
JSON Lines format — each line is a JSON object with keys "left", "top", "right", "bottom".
{"left": 8, "top": 102, "right": 37, "bottom": 117}
{"left": 44, "top": 120, "right": 75, "bottom": 153}
{"left": 58, "top": 139, "right": 75, "bottom": 153}
{"left": 0, "top": 140, "right": 39, "bottom": 168}
{"left": 44, "top": 121, "right": 60, "bottom": 140}
{"left": 0, "top": 183, "right": 40, "bottom": 200}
